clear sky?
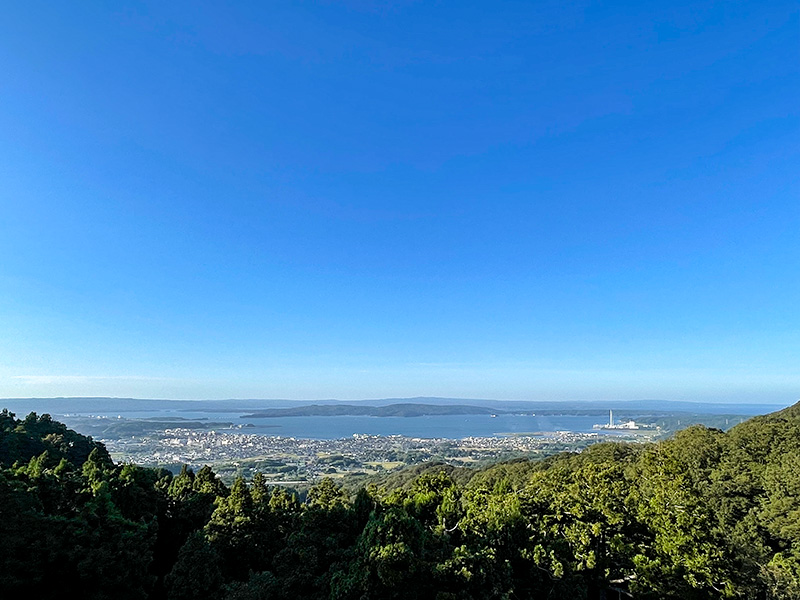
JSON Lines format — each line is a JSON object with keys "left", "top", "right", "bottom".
{"left": 1, "top": 1, "right": 798, "bottom": 402}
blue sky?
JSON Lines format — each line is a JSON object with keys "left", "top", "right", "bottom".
{"left": 1, "top": 1, "right": 797, "bottom": 402}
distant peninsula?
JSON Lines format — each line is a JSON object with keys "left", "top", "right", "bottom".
{"left": 241, "top": 403, "right": 500, "bottom": 418}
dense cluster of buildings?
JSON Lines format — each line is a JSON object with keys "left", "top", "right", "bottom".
{"left": 104, "top": 428, "right": 607, "bottom": 480}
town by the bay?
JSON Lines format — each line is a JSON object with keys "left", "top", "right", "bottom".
{"left": 5, "top": 397, "right": 761, "bottom": 486}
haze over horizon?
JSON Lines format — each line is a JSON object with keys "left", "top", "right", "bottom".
{"left": 1, "top": 1, "right": 798, "bottom": 403}
{"left": 0, "top": 396, "right": 794, "bottom": 419}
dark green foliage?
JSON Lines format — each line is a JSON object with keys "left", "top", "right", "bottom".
{"left": 0, "top": 409, "right": 110, "bottom": 467}
{"left": 331, "top": 505, "right": 431, "bottom": 599}
{"left": 166, "top": 532, "right": 224, "bottom": 600}
{"left": 270, "top": 479, "right": 360, "bottom": 599}
{"left": 4, "top": 404, "right": 800, "bottom": 599}
{"left": 0, "top": 451, "right": 155, "bottom": 600}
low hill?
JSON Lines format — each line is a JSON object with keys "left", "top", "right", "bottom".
{"left": 0, "top": 408, "right": 110, "bottom": 467}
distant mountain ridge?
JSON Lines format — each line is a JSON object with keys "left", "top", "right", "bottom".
{"left": 0, "top": 396, "right": 788, "bottom": 417}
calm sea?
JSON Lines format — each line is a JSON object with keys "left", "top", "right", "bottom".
{"left": 4, "top": 398, "right": 774, "bottom": 441}
{"left": 69, "top": 409, "right": 628, "bottom": 439}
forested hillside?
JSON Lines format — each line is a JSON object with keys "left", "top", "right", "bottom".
{"left": 2, "top": 404, "right": 799, "bottom": 599}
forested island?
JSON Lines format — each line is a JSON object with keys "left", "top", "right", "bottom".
{"left": 241, "top": 403, "right": 499, "bottom": 418}
{"left": 2, "top": 403, "right": 800, "bottom": 599}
